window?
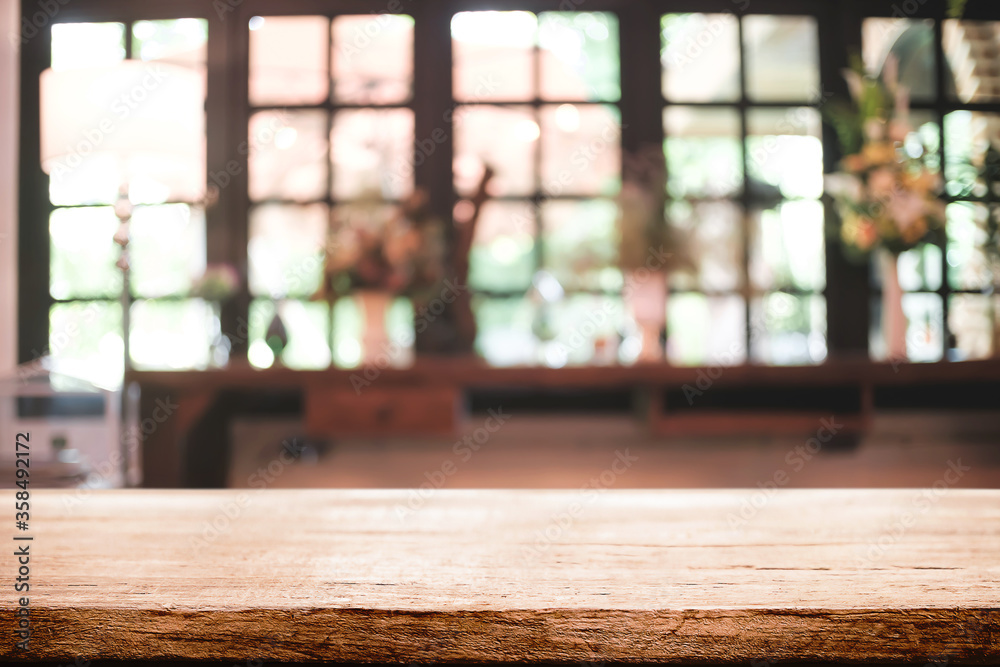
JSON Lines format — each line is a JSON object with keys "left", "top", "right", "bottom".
{"left": 451, "top": 10, "right": 623, "bottom": 366}
{"left": 661, "top": 13, "right": 826, "bottom": 367}
{"left": 45, "top": 18, "right": 209, "bottom": 387}
{"left": 22, "top": 2, "right": 1000, "bottom": 379}
{"left": 244, "top": 14, "right": 416, "bottom": 369}
{"left": 864, "top": 16, "right": 1000, "bottom": 361}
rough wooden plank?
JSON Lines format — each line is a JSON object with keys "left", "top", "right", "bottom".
{"left": 2, "top": 489, "right": 998, "bottom": 662}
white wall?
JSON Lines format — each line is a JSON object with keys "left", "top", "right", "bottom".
{"left": 0, "top": 0, "right": 18, "bottom": 375}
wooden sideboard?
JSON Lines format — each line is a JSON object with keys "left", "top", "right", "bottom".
{"left": 127, "top": 357, "right": 1000, "bottom": 488}
{"left": 3, "top": 488, "right": 997, "bottom": 663}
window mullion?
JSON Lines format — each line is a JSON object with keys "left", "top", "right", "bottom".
{"left": 207, "top": 7, "right": 250, "bottom": 362}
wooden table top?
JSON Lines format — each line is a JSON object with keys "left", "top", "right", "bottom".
{"left": 4, "top": 489, "right": 998, "bottom": 663}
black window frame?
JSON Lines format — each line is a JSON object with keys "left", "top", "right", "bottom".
{"left": 19, "top": 0, "right": 1000, "bottom": 369}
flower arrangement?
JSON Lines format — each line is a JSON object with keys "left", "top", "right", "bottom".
{"left": 616, "top": 145, "right": 690, "bottom": 273}
{"left": 190, "top": 263, "right": 240, "bottom": 301}
{"left": 825, "top": 56, "right": 946, "bottom": 259}
{"left": 311, "top": 189, "right": 444, "bottom": 302}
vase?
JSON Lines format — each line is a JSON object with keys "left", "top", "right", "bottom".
{"left": 265, "top": 310, "right": 288, "bottom": 365}
{"left": 879, "top": 249, "right": 907, "bottom": 362}
{"left": 357, "top": 289, "right": 393, "bottom": 366}
{"left": 625, "top": 269, "right": 668, "bottom": 362}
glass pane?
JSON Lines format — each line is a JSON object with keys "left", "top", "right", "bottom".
{"left": 387, "top": 297, "right": 415, "bottom": 362}
{"left": 750, "top": 293, "right": 826, "bottom": 365}
{"left": 949, "top": 294, "right": 996, "bottom": 361}
{"left": 944, "top": 20, "right": 1000, "bottom": 103}
{"left": 473, "top": 296, "right": 538, "bottom": 366}
{"left": 668, "top": 200, "right": 743, "bottom": 292}
{"left": 743, "top": 15, "right": 819, "bottom": 102}
{"left": 49, "top": 301, "right": 123, "bottom": 389}
{"left": 902, "top": 292, "right": 944, "bottom": 362}
{"left": 249, "top": 110, "right": 328, "bottom": 202}
{"left": 248, "top": 203, "right": 327, "bottom": 298}
{"left": 129, "top": 299, "right": 215, "bottom": 370}
{"left": 746, "top": 107, "right": 823, "bottom": 200}
{"left": 331, "top": 109, "right": 414, "bottom": 201}
{"left": 129, "top": 204, "right": 206, "bottom": 298}
{"left": 666, "top": 293, "right": 746, "bottom": 366}
{"left": 130, "top": 21, "right": 210, "bottom": 203}
{"left": 664, "top": 106, "right": 742, "bottom": 198}
{"left": 542, "top": 199, "right": 620, "bottom": 291}
{"left": 249, "top": 16, "right": 328, "bottom": 105}
{"left": 661, "top": 14, "right": 740, "bottom": 102}
{"left": 330, "top": 296, "right": 362, "bottom": 368}
{"left": 248, "top": 299, "right": 331, "bottom": 370}
{"left": 332, "top": 15, "right": 413, "bottom": 104}
{"left": 539, "top": 12, "right": 619, "bottom": 101}
{"left": 895, "top": 243, "right": 943, "bottom": 292}
{"left": 132, "top": 19, "right": 207, "bottom": 67}
{"left": 452, "top": 11, "right": 537, "bottom": 102}
{"left": 468, "top": 201, "right": 536, "bottom": 292}
{"left": 944, "top": 111, "right": 1000, "bottom": 199}
{"left": 51, "top": 23, "right": 125, "bottom": 71}
{"left": 454, "top": 105, "right": 536, "bottom": 197}
{"left": 863, "top": 18, "right": 937, "bottom": 103}
{"left": 540, "top": 104, "right": 620, "bottom": 197}
{"left": 908, "top": 110, "right": 942, "bottom": 173}
{"left": 50, "top": 207, "right": 121, "bottom": 300}
{"left": 546, "top": 294, "right": 624, "bottom": 366}
{"left": 44, "top": 61, "right": 207, "bottom": 205}
{"left": 870, "top": 293, "right": 945, "bottom": 362}
{"left": 947, "top": 202, "right": 992, "bottom": 290}
{"left": 750, "top": 200, "right": 825, "bottom": 292}
{"left": 48, "top": 152, "right": 119, "bottom": 208}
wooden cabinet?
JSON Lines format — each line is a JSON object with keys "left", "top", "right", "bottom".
{"left": 127, "top": 358, "right": 1000, "bottom": 487}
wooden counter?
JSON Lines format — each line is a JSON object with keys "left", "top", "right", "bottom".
{"left": 128, "top": 358, "right": 1000, "bottom": 487}
{"left": 3, "top": 489, "right": 998, "bottom": 663}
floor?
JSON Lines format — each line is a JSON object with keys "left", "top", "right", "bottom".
{"left": 227, "top": 411, "right": 1000, "bottom": 489}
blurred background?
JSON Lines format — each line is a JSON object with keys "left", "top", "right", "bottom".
{"left": 1, "top": 0, "right": 998, "bottom": 490}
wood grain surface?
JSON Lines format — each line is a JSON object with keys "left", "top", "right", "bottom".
{"left": 2, "top": 489, "right": 998, "bottom": 663}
